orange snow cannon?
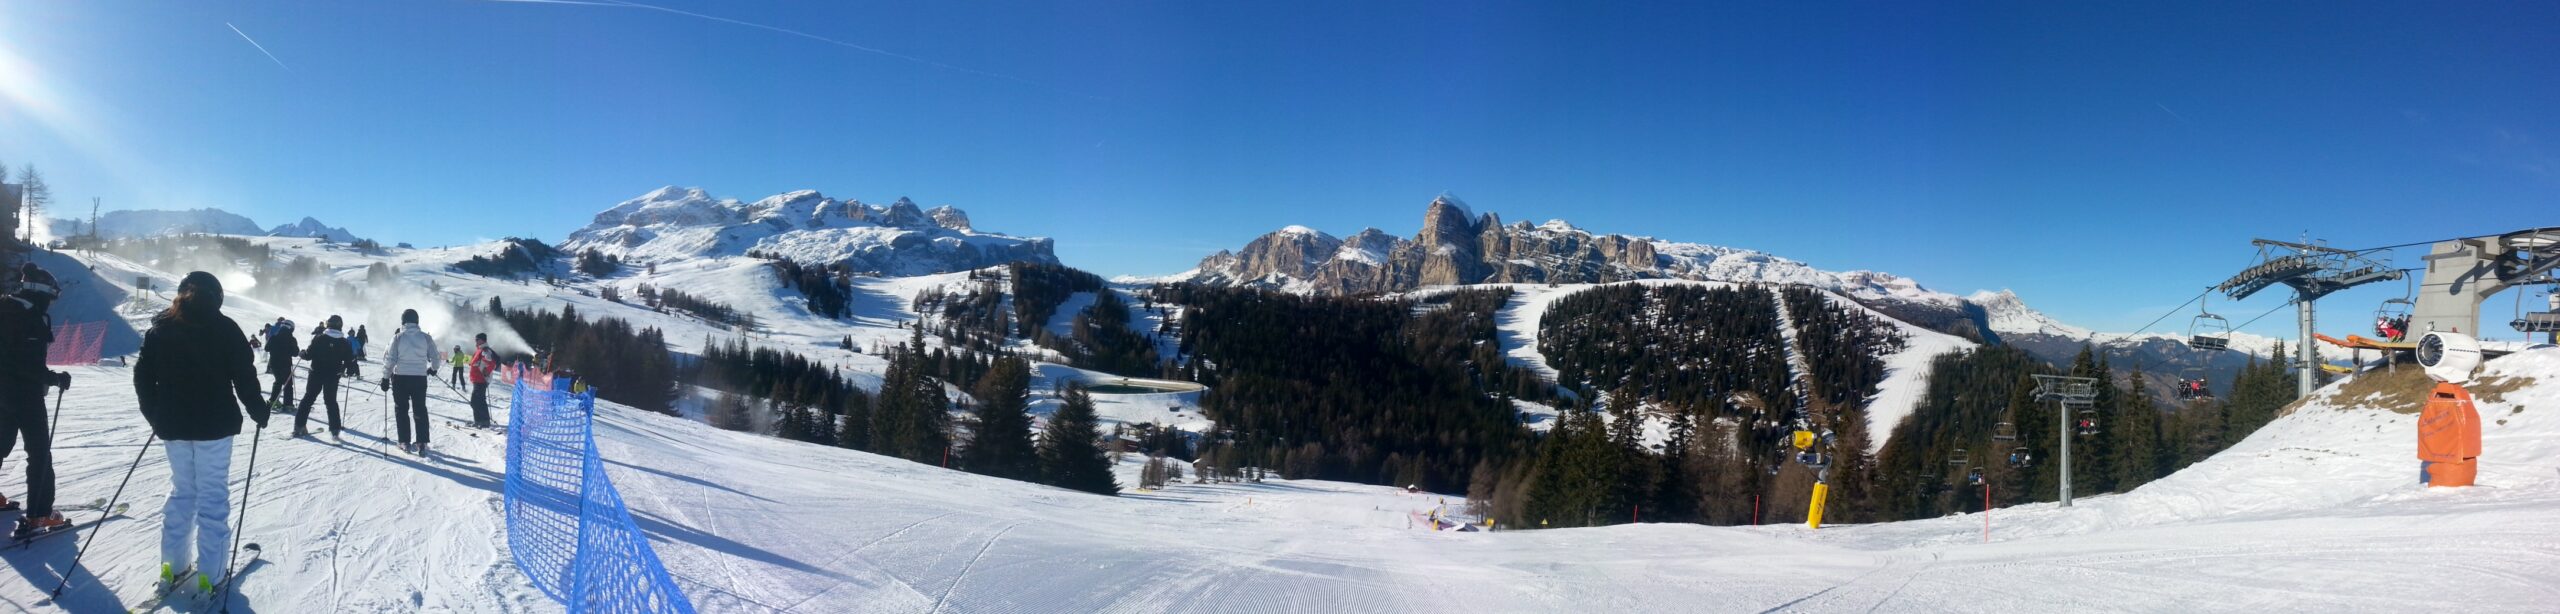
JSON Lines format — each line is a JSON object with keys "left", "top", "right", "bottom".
{"left": 2416, "top": 382, "right": 2481, "bottom": 487}
{"left": 2415, "top": 332, "right": 2487, "bottom": 488}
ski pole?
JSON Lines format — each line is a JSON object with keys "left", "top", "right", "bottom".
{"left": 45, "top": 377, "right": 66, "bottom": 440}
{"left": 218, "top": 427, "right": 261, "bottom": 605}
{"left": 51, "top": 431, "right": 155, "bottom": 597}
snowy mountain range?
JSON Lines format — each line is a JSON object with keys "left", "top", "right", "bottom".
{"left": 1154, "top": 194, "right": 1960, "bottom": 307}
{"left": 48, "top": 208, "right": 264, "bottom": 239}
{"left": 45, "top": 208, "right": 369, "bottom": 244}
{"left": 265, "top": 216, "right": 363, "bottom": 243}
{"left": 560, "top": 186, "right": 1056, "bottom": 276}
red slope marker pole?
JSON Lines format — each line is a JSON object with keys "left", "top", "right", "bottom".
{"left": 1982, "top": 483, "right": 1991, "bottom": 543}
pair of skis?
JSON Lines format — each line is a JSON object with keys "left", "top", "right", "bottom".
{"left": 125, "top": 543, "right": 262, "bottom": 613}
{"left": 7, "top": 498, "right": 132, "bottom": 548}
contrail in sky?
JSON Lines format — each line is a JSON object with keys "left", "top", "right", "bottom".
{"left": 227, "top": 22, "right": 292, "bottom": 72}
{"left": 2155, "top": 102, "right": 2191, "bottom": 124}
{"left": 473, "top": 0, "right": 1089, "bottom": 98}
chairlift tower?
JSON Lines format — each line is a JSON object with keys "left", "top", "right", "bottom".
{"left": 2032, "top": 375, "right": 2098, "bottom": 507}
{"left": 2411, "top": 227, "right": 2560, "bottom": 343}
{"left": 2216, "top": 239, "right": 2402, "bottom": 397}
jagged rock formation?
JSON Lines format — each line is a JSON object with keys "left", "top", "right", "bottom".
{"left": 1169, "top": 194, "right": 1938, "bottom": 301}
{"left": 562, "top": 186, "right": 1055, "bottom": 276}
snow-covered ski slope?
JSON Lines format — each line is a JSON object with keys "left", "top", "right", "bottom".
{"left": 1486, "top": 280, "right": 1971, "bottom": 450}
{"left": 10, "top": 350, "right": 2557, "bottom": 612}
{"left": 13, "top": 241, "right": 2556, "bottom": 612}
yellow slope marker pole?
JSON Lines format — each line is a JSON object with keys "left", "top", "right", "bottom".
{"left": 1806, "top": 482, "right": 1830, "bottom": 529}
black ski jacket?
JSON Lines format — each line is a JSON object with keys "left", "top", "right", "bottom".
{"left": 264, "top": 329, "right": 300, "bottom": 375}
{"left": 303, "top": 330, "right": 354, "bottom": 382}
{"left": 134, "top": 311, "right": 268, "bottom": 441}
{"left": 0, "top": 289, "right": 49, "bottom": 391}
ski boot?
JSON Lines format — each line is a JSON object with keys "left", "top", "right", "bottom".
{"left": 158, "top": 562, "right": 195, "bottom": 595}
{"left": 13, "top": 512, "right": 68, "bottom": 540}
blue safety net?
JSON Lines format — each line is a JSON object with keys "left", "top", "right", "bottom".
{"left": 506, "top": 379, "right": 696, "bottom": 613}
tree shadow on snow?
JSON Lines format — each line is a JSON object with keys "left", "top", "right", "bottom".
{"left": 602, "top": 458, "right": 776, "bottom": 504}
{"left": 624, "top": 510, "right": 852, "bottom": 582}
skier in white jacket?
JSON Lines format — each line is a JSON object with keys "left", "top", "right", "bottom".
{"left": 383, "top": 310, "right": 440, "bottom": 455}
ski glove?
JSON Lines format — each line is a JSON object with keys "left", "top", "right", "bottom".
{"left": 379, "top": 377, "right": 390, "bottom": 392}
{"left": 48, "top": 371, "right": 69, "bottom": 390}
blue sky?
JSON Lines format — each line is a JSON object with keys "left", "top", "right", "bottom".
{"left": 2, "top": 1, "right": 2554, "bottom": 335}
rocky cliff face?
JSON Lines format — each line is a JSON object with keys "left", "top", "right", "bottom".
{"left": 1177, "top": 194, "right": 1872, "bottom": 296}
{"left": 562, "top": 186, "right": 1056, "bottom": 276}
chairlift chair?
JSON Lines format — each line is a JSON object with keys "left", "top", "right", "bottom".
{"left": 1992, "top": 421, "right": 2017, "bottom": 441}
{"left": 1947, "top": 449, "right": 1968, "bottom": 467}
{"left": 1966, "top": 467, "right": 1984, "bottom": 486}
{"left": 2076, "top": 409, "right": 2100, "bottom": 436}
{"left": 2516, "top": 311, "right": 2560, "bottom": 334}
{"left": 2187, "top": 312, "right": 2232, "bottom": 351}
{"left": 2375, "top": 298, "right": 2416, "bottom": 341}
{"left": 2177, "top": 367, "right": 2213, "bottom": 400}
{"left": 2007, "top": 447, "right": 2032, "bottom": 468}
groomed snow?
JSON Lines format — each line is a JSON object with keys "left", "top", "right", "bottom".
{"left": 21, "top": 241, "right": 2558, "bottom": 613}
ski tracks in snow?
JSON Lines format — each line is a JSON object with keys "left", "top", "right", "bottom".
{"left": 928, "top": 521, "right": 1022, "bottom": 614}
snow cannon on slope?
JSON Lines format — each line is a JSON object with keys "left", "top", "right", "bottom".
{"left": 1790, "top": 429, "right": 1837, "bottom": 529}
{"left": 2414, "top": 331, "right": 2484, "bottom": 488}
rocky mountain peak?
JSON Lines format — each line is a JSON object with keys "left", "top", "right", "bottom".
{"left": 926, "top": 205, "right": 972, "bottom": 231}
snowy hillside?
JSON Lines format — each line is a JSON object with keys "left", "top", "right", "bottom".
{"left": 9, "top": 278, "right": 2553, "bottom": 612}
{"left": 1485, "top": 280, "right": 1972, "bottom": 450}
{"left": 559, "top": 186, "right": 1056, "bottom": 276}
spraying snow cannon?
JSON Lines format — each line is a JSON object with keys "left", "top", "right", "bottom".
{"left": 2414, "top": 331, "right": 2484, "bottom": 487}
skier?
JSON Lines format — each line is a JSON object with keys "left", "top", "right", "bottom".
{"left": 347, "top": 324, "right": 368, "bottom": 379}
{"left": 262, "top": 318, "right": 299, "bottom": 410}
{"left": 0, "top": 262, "right": 70, "bottom": 536}
{"left": 294, "top": 316, "right": 355, "bottom": 438}
{"left": 132, "top": 272, "right": 270, "bottom": 595}
{"left": 384, "top": 310, "right": 438, "bottom": 454}
{"left": 447, "top": 345, "right": 468, "bottom": 389}
{"left": 467, "top": 334, "right": 500, "bottom": 428}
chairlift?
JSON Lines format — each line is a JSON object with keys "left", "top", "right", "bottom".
{"left": 2076, "top": 409, "right": 2100, "bottom": 436}
{"left": 1947, "top": 449, "right": 1968, "bottom": 467}
{"left": 2375, "top": 299, "right": 2416, "bottom": 341}
{"left": 1992, "top": 421, "right": 2017, "bottom": 442}
{"left": 2177, "top": 367, "right": 2213, "bottom": 400}
{"left": 2007, "top": 447, "right": 2032, "bottom": 468}
{"left": 2187, "top": 312, "right": 2232, "bottom": 351}
{"left": 1966, "top": 467, "right": 1984, "bottom": 486}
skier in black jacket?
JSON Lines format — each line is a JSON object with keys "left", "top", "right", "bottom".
{"left": 0, "top": 262, "right": 72, "bottom": 536}
{"left": 262, "top": 318, "right": 298, "bottom": 411}
{"left": 294, "top": 315, "right": 355, "bottom": 438}
{"left": 132, "top": 271, "right": 268, "bottom": 591}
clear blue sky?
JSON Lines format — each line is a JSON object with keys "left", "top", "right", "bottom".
{"left": 2, "top": 1, "right": 2554, "bottom": 336}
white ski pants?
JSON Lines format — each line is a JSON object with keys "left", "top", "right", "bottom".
{"left": 161, "top": 437, "right": 234, "bottom": 575}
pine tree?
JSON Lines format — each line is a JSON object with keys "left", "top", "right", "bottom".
{"left": 1605, "top": 398, "right": 1657, "bottom": 522}
{"left": 1038, "top": 385, "right": 1119, "bottom": 495}
{"left": 1653, "top": 409, "right": 1701, "bottom": 523}
{"left": 871, "top": 327, "right": 952, "bottom": 464}
{"left": 2110, "top": 368, "right": 2163, "bottom": 491}
{"left": 961, "top": 357, "right": 1038, "bottom": 481}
